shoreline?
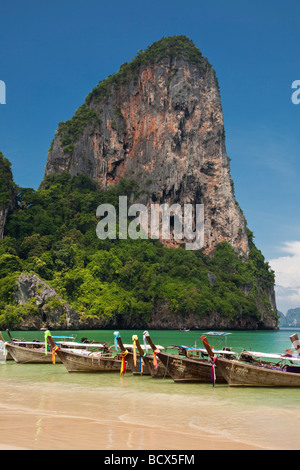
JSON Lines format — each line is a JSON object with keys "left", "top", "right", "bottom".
{"left": 1, "top": 337, "right": 300, "bottom": 452}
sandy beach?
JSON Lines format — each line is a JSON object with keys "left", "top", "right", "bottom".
{"left": 3, "top": 329, "right": 300, "bottom": 451}
{"left": 0, "top": 361, "right": 290, "bottom": 451}
{"left": 0, "top": 392, "right": 261, "bottom": 451}
{"left": 0, "top": 412, "right": 260, "bottom": 451}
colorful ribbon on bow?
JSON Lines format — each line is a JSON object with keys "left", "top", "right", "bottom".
{"left": 44, "top": 330, "right": 51, "bottom": 355}
{"left": 211, "top": 355, "right": 218, "bottom": 387}
{"left": 143, "top": 331, "right": 148, "bottom": 350}
{"left": 114, "top": 331, "right": 120, "bottom": 351}
{"left": 52, "top": 346, "right": 59, "bottom": 364}
{"left": 132, "top": 335, "right": 138, "bottom": 367}
{"left": 120, "top": 350, "right": 128, "bottom": 375}
{"left": 140, "top": 353, "right": 147, "bottom": 374}
{"left": 153, "top": 349, "right": 160, "bottom": 370}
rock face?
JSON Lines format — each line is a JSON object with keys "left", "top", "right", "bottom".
{"left": 45, "top": 36, "right": 249, "bottom": 257}
{"left": 147, "top": 306, "right": 274, "bottom": 331}
{"left": 0, "top": 207, "right": 9, "bottom": 240}
{"left": 12, "top": 273, "right": 277, "bottom": 330}
{"left": 14, "top": 273, "right": 79, "bottom": 330}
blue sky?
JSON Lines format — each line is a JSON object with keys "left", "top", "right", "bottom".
{"left": 0, "top": 0, "right": 299, "bottom": 312}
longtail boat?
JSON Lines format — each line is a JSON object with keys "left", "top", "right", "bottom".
{"left": 47, "top": 332, "right": 122, "bottom": 373}
{"left": 4, "top": 330, "right": 107, "bottom": 365}
{"left": 114, "top": 332, "right": 151, "bottom": 375}
{"left": 3, "top": 329, "right": 73, "bottom": 364}
{"left": 201, "top": 334, "right": 300, "bottom": 387}
{"left": 114, "top": 332, "right": 168, "bottom": 377}
{"left": 2, "top": 330, "right": 32, "bottom": 361}
{"left": 144, "top": 331, "right": 232, "bottom": 383}
{"left": 140, "top": 332, "right": 171, "bottom": 378}
{"left": 5, "top": 342, "right": 62, "bottom": 364}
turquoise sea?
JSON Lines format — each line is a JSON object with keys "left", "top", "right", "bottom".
{"left": 1, "top": 328, "right": 300, "bottom": 450}
{"left": 2, "top": 327, "right": 298, "bottom": 353}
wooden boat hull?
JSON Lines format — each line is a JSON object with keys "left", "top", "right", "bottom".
{"left": 124, "top": 351, "right": 169, "bottom": 378}
{"left": 142, "top": 355, "right": 170, "bottom": 378}
{"left": 216, "top": 357, "right": 300, "bottom": 387}
{"left": 157, "top": 351, "right": 226, "bottom": 383}
{"left": 5, "top": 343, "right": 61, "bottom": 364}
{"left": 124, "top": 351, "right": 151, "bottom": 376}
{"left": 56, "top": 349, "right": 122, "bottom": 373}
{"left": 115, "top": 334, "right": 169, "bottom": 378}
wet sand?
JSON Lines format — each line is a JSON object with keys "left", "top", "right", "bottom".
{"left": 0, "top": 389, "right": 260, "bottom": 451}
{"left": 0, "top": 362, "right": 299, "bottom": 450}
{"left": 0, "top": 414, "right": 260, "bottom": 450}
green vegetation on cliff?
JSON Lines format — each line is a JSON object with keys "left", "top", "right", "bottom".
{"left": 0, "top": 168, "right": 277, "bottom": 329}
{"left": 0, "top": 152, "right": 15, "bottom": 207}
{"left": 87, "top": 35, "right": 211, "bottom": 102}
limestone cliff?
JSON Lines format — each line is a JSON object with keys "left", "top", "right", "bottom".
{"left": 14, "top": 273, "right": 79, "bottom": 330}
{"left": 45, "top": 36, "right": 249, "bottom": 257}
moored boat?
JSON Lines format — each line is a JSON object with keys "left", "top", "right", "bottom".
{"left": 114, "top": 332, "right": 151, "bottom": 375}
{"left": 4, "top": 329, "right": 79, "bottom": 364}
{"left": 201, "top": 334, "right": 300, "bottom": 387}
{"left": 4, "top": 329, "right": 71, "bottom": 364}
{"left": 140, "top": 332, "right": 171, "bottom": 378}
{"left": 5, "top": 341, "right": 62, "bottom": 364}
{"left": 4, "top": 330, "right": 110, "bottom": 365}
{"left": 114, "top": 331, "right": 168, "bottom": 378}
{"left": 47, "top": 332, "right": 122, "bottom": 373}
{"left": 144, "top": 331, "right": 233, "bottom": 383}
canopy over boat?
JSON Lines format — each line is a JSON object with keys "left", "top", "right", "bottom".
{"left": 122, "top": 344, "right": 164, "bottom": 351}
{"left": 59, "top": 341, "right": 105, "bottom": 348}
{"left": 241, "top": 350, "right": 300, "bottom": 362}
{"left": 5, "top": 336, "right": 76, "bottom": 347}
{"left": 201, "top": 331, "right": 232, "bottom": 348}
{"left": 52, "top": 335, "right": 75, "bottom": 340}
{"left": 166, "top": 345, "right": 238, "bottom": 356}
{"left": 5, "top": 341, "right": 45, "bottom": 346}
{"left": 204, "top": 332, "right": 232, "bottom": 336}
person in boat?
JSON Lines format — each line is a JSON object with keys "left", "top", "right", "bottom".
{"left": 81, "top": 337, "right": 90, "bottom": 343}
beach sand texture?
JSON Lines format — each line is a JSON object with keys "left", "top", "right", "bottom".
{"left": 1, "top": 361, "right": 300, "bottom": 450}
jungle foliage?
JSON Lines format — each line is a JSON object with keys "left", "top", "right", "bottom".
{"left": 0, "top": 169, "right": 276, "bottom": 328}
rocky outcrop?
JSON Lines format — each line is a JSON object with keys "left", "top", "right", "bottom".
{"left": 14, "top": 273, "right": 79, "bottom": 330}
{"left": 0, "top": 206, "right": 9, "bottom": 240}
{"left": 38, "top": 36, "right": 278, "bottom": 330}
{"left": 44, "top": 36, "right": 249, "bottom": 257}
{"left": 11, "top": 273, "right": 277, "bottom": 331}
{"left": 147, "top": 309, "right": 277, "bottom": 331}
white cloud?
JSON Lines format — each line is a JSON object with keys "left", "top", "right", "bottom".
{"left": 269, "top": 241, "right": 300, "bottom": 314}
